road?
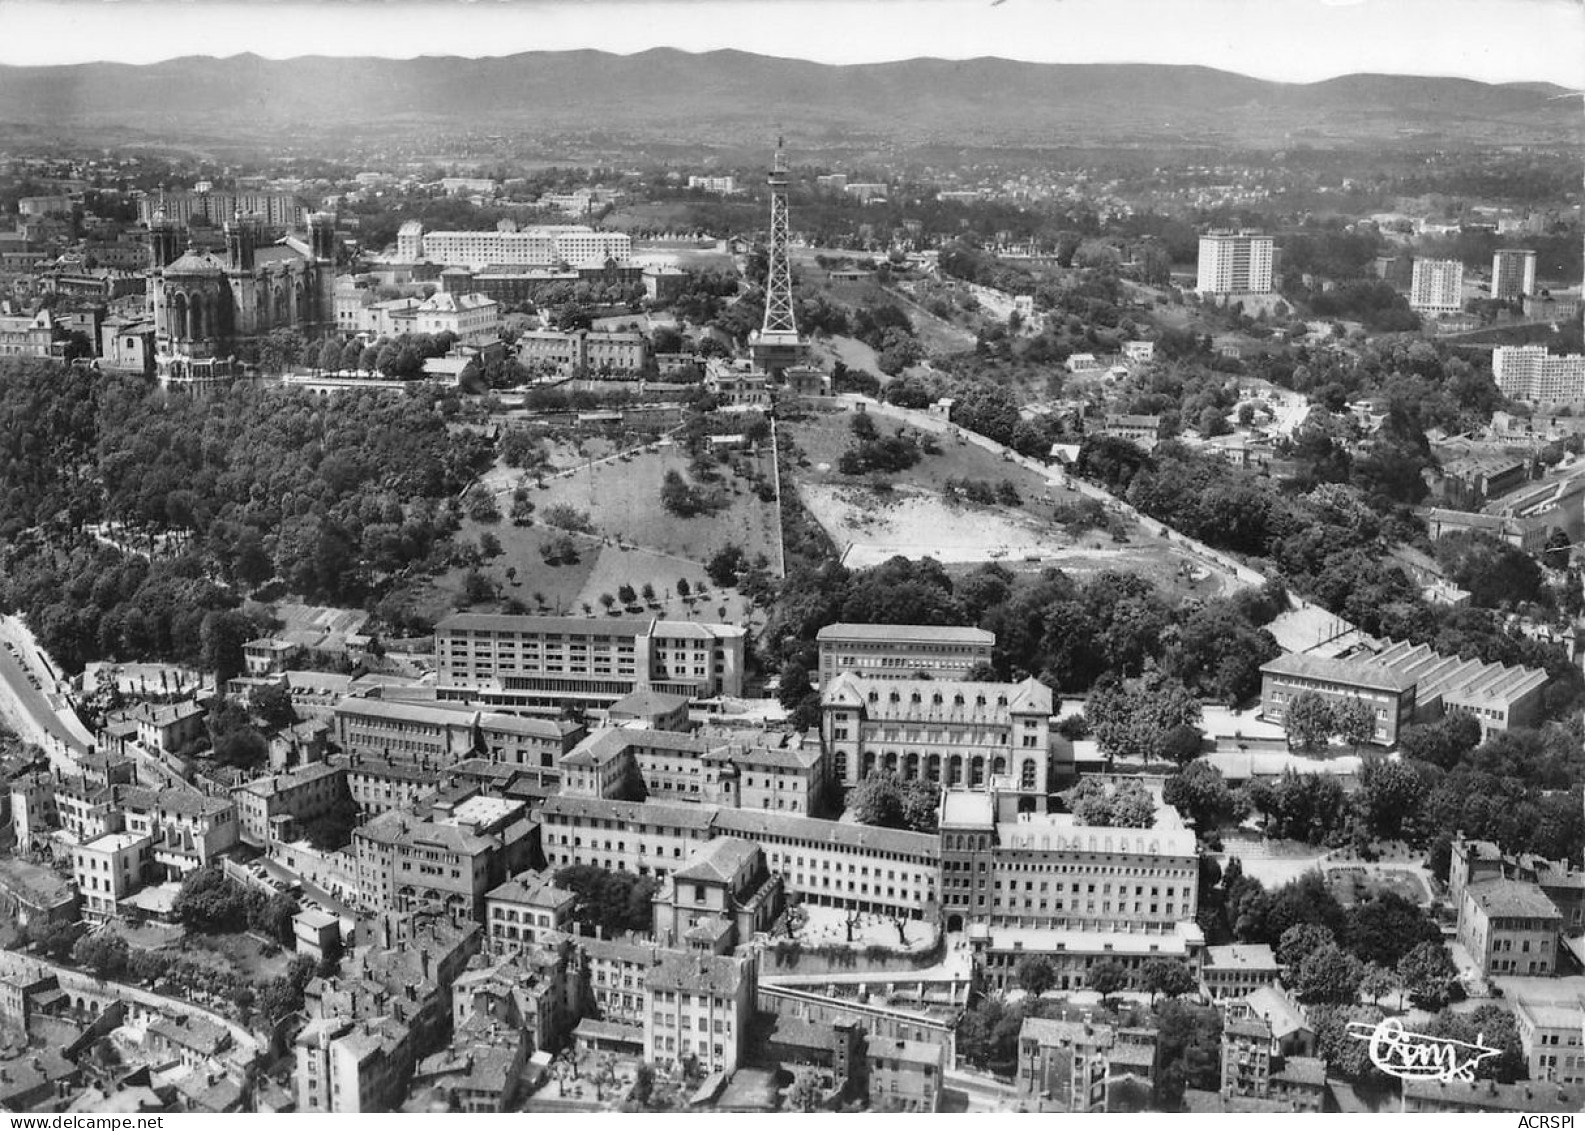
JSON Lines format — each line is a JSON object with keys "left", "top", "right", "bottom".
{"left": 0, "top": 617, "right": 91, "bottom": 761}
{"left": 944, "top": 1066, "right": 1020, "bottom": 1113}
{"left": 0, "top": 946, "right": 265, "bottom": 1065}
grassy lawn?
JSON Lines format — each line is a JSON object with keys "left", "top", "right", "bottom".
{"left": 526, "top": 444, "right": 782, "bottom": 571}
{"left": 1324, "top": 865, "right": 1433, "bottom": 908}
{"left": 442, "top": 505, "right": 763, "bottom": 629}
{"left": 440, "top": 520, "right": 601, "bottom": 616}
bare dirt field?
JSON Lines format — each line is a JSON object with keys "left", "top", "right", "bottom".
{"left": 800, "top": 482, "right": 1056, "bottom": 567}
{"left": 785, "top": 409, "right": 1235, "bottom": 598}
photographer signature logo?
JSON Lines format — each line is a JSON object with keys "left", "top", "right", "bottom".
{"left": 1347, "top": 1018, "right": 1500, "bottom": 1082}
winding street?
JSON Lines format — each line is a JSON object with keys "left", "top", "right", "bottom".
{"left": 0, "top": 946, "right": 265, "bottom": 1063}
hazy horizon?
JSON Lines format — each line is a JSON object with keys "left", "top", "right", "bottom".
{"left": 1, "top": 0, "right": 1581, "bottom": 88}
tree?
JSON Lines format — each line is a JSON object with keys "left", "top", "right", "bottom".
{"left": 554, "top": 865, "right": 660, "bottom": 938}
{"left": 1085, "top": 668, "right": 1202, "bottom": 763}
{"left": 849, "top": 773, "right": 909, "bottom": 830}
{"left": 1163, "top": 762, "right": 1240, "bottom": 831}
{"left": 1358, "top": 963, "right": 1398, "bottom": 1006}
{"left": 1154, "top": 999, "right": 1223, "bottom": 1108}
{"left": 252, "top": 890, "right": 302, "bottom": 946}
{"left": 641, "top": 583, "right": 656, "bottom": 603}
{"left": 1334, "top": 698, "right": 1376, "bottom": 752}
{"left": 339, "top": 339, "right": 363, "bottom": 373}
{"left": 258, "top": 955, "right": 319, "bottom": 1023}
{"left": 1277, "top": 923, "right": 1336, "bottom": 980}
{"left": 1141, "top": 958, "right": 1196, "bottom": 1003}
{"left": 1343, "top": 891, "right": 1441, "bottom": 968}
{"left": 617, "top": 584, "right": 637, "bottom": 606}
{"left": 172, "top": 866, "right": 258, "bottom": 933}
{"left": 1312, "top": 1004, "right": 1388, "bottom": 1084}
{"left": 1016, "top": 955, "right": 1057, "bottom": 997}
{"left": 318, "top": 339, "right": 343, "bottom": 374}
{"left": 786, "top": 1067, "right": 823, "bottom": 1112}
{"left": 1396, "top": 940, "right": 1459, "bottom": 1009}
{"left": 1284, "top": 691, "right": 1335, "bottom": 752}
{"left": 660, "top": 469, "right": 706, "bottom": 517}
{"left": 212, "top": 725, "right": 267, "bottom": 769}
{"left": 26, "top": 919, "right": 84, "bottom": 962}
{"left": 1543, "top": 528, "right": 1573, "bottom": 571}
{"left": 706, "top": 544, "right": 747, "bottom": 588}
{"left": 199, "top": 609, "right": 255, "bottom": 684}
{"left": 599, "top": 593, "right": 617, "bottom": 612}
{"left": 1090, "top": 960, "right": 1131, "bottom": 1007}
{"left": 1426, "top": 1004, "right": 1526, "bottom": 1083}
{"left": 1160, "top": 724, "right": 1205, "bottom": 766}
{"left": 126, "top": 948, "right": 172, "bottom": 986}
{"left": 777, "top": 659, "right": 812, "bottom": 710}
{"left": 1295, "top": 942, "right": 1364, "bottom": 1004}
{"left": 1109, "top": 779, "right": 1156, "bottom": 828}
{"left": 1354, "top": 757, "right": 1428, "bottom": 842}
{"left": 251, "top": 681, "right": 296, "bottom": 730}
{"left": 631, "top": 1064, "right": 656, "bottom": 1108}
{"left": 677, "top": 578, "right": 691, "bottom": 598}
{"left": 72, "top": 931, "right": 130, "bottom": 979}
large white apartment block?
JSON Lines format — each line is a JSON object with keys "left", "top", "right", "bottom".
{"left": 815, "top": 623, "right": 995, "bottom": 687}
{"left": 434, "top": 613, "right": 745, "bottom": 711}
{"left": 1494, "top": 345, "right": 1585, "bottom": 406}
{"left": 395, "top": 223, "right": 631, "bottom": 268}
{"left": 1491, "top": 248, "right": 1538, "bottom": 301}
{"left": 1410, "top": 258, "right": 1465, "bottom": 314}
{"left": 1196, "top": 231, "right": 1274, "bottom": 295}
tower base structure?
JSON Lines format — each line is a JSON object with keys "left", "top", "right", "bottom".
{"left": 751, "top": 330, "right": 806, "bottom": 382}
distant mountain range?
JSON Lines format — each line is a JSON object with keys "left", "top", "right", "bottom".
{"left": 0, "top": 50, "right": 1577, "bottom": 150}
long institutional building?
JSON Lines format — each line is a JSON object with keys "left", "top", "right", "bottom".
{"left": 820, "top": 672, "right": 1051, "bottom": 791}
{"left": 1196, "top": 231, "right": 1274, "bottom": 295}
{"left": 394, "top": 221, "right": 631, "bottom": 269}
{"left": 433, "top": 613, "right": 745, "bottom": 711}
{"left": 1259, "top": 638, "right": 1549, "bottom": 746}
{"left": 815, "top": 622, "right": 994, "bottom": 686}
{"left": 1494, "top": 345, "right": 1585, "bottom": 407}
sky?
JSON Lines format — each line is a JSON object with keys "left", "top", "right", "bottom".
{"left": 0, "top": 0, "right": 1581, "bottom": 88}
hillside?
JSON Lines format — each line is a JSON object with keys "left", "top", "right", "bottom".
{"left": 0, "top": 50, "right": 1576, "bottom": 150}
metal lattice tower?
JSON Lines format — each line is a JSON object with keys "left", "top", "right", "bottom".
{"left": 752, "top": 136, "right": 805, "bottom": 379}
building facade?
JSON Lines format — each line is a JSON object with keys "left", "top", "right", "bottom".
{"left": 1257, "top": 653, "right": 1417, "bottom": 746}
{"left": 1491, "top": 249, "right": 1538, "bottom": 301}
{"left": 147, "top": 209, "right": 336, "bottom": 367}
{"left": 399, "top": 225, "right": 631, "bottom": 268}
{"left": 815, "top": 623, "right": 995, "bottom": 687}
{"left": 433, "top": 613, "right": 745, "bottom": 711}
{"left": 1016, "top": 1017, "right": 1110, "bottom": 1113}
{"left": 820, "top": 673, "right": 1052, "bottom": 790}
{"left": 1196, "top": 232, "right": 1274, "bottom": 295}
{"left": 1410, "top": 258, "right": 1465, "bottom": 315}
{"left": 1457, "top": 879, "right": 1562, "bottom": 977}
{"left": 1493, "top": 346, "right": 1585, "bottom": 407}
